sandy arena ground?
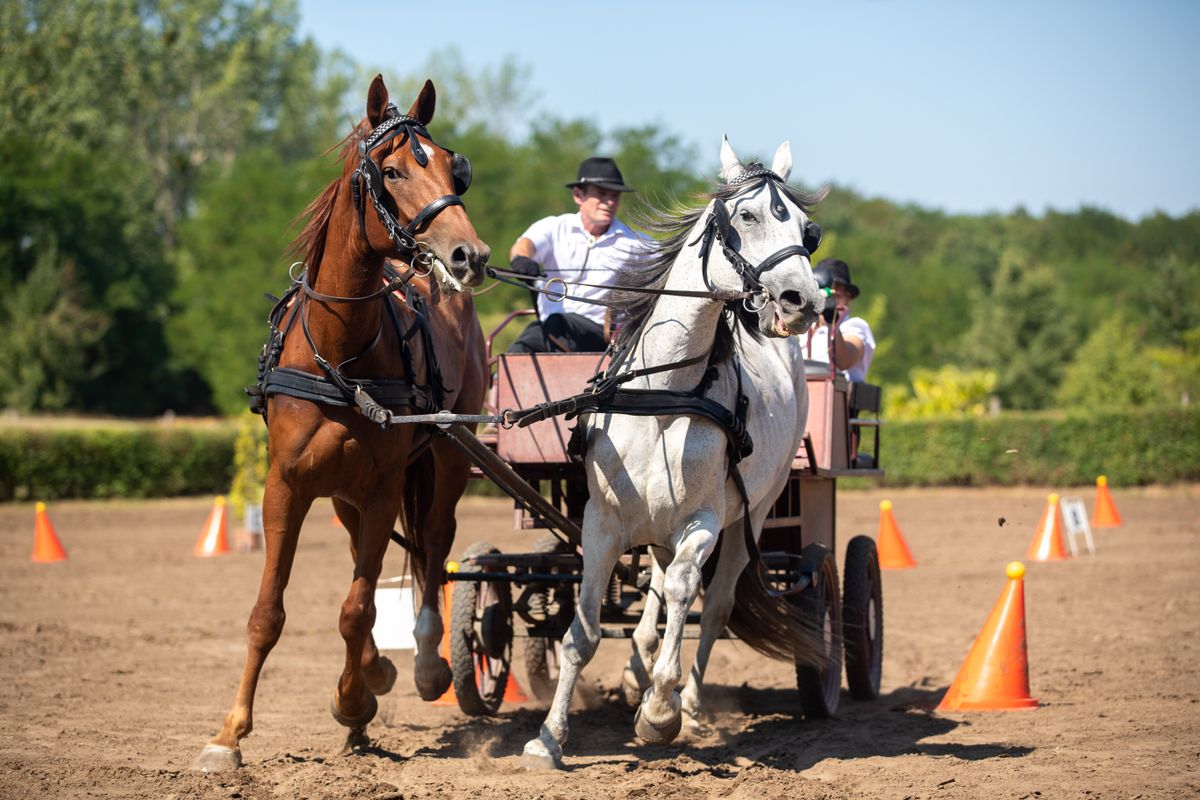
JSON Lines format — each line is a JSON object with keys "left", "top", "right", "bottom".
{"left": 1, "top": 485, "right": 1197, "bottom": 799}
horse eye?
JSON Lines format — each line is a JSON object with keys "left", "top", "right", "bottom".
{"left": 382, "top": 166, "right": 400, "bottom": 180}
{"left": 739, "top": 210, "right": 757, "bottom": 223}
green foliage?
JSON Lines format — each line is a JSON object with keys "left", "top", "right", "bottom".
{"left": 0, "top": 425, "right": 236, "bottom": 501}
{"left": 227, "top": 411, "right": 268, "bottom": 519}
{"left": 958, "top": 250, "right": 1078, "bottom": 409}
{"left": 880, "top": 408, "right": 1200, "bottom": 487}
{"left": 885, "top": 366, "right": 997, "bottom": 419}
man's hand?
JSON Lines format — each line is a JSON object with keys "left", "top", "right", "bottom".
{"left": 510, "top": 256, "right": 542, "bottom": 277}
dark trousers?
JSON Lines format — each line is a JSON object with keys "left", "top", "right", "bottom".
{"left": 508, "top": 312, "right": 606, "bottom": 354}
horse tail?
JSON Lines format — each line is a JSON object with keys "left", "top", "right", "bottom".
{"left": 724, "top": 525, "right": 827, "bottom": 669}
{"left": 397, "top": 449, "right": 433, "bottom": 591}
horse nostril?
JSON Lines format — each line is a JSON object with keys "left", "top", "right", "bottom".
{"left": 779, "top": 290, "right": 806, "bottom": 313}
{"left": 451, "top": 244, "right": 474, "bottom": 266}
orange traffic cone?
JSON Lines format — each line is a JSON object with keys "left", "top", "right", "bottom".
{"left": 877, "top": 500, "right": 916, "bottom": 569}
{"left": 1027, "top": 493, "right": 1070, "bottom": 562}
{"left": 1091, "top": 475, "right": 1123, "bottom": 528}
{"left": 504, "top": 671, "right": 530, "bottom": 704}
{"left": 938, "top": 562, "right": 1038, "bottom": 711}
{"left": 32, "top": 502, "right": 67, "bottom": 563}
{"left": 193, "top": 496, "right": 231, "bottom": 557}
{"left": 433, "top": 581, "right": 459, "bottom": 706}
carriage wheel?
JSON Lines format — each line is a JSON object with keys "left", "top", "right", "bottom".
{"left": 793, "top": 543, "right": 843, "bottom": 719}
{"left": 449, "top": 541, "right": 513, "bottom": 716}
{"left": 842, "top": 535, "right": 883, "bottom": 700}
{"left": 521, "top": 534, "right": 574, "bottom": 703}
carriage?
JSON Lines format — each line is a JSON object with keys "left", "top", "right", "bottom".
{"left": 197, "top": 76, "right": 881, "bottom": 771}
{"left": 438, "top": 317, "right": 887, "bottom": 722}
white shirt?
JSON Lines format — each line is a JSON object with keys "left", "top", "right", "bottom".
{"left": 804, "top": 316, "right": 876, "bottom": 383}
{"left": 520, "top": 213, "right": 648, "bottom": 325}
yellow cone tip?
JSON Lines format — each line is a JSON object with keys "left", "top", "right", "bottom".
{"left": 36, "top": 501, "right": 46, "bottom": 512}
{"left": 1097, "top": 475, "right": 1108, "bottom": 486}
{"left": 214, "top": 496, "right": 226, "bottom": 506}
{"left": 1006, "top": 561, "right": 1026, "bottom": 580}
{"left": 1047, "top": 492, "right": 1059, "bottom": 504}
{"left": 445, "top": 560, "right": 460, "bottom": 573}
{"left": 880, "top": 500, "right": 893, "bottom": 511}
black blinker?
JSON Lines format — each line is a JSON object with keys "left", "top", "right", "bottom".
{"left": 803, "top": 220, "right": 823, "bottom": 254}
{"left": 451, "top": 152, "right": 472, "bottom": 195}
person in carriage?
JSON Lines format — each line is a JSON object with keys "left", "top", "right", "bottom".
{"left": 506, "top": 157, "right": 648, "bottom": 353}
{"left": 804, "top": 257, "right": 875, "bottom": 381}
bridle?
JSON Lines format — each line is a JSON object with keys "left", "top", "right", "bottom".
{"left": 349, "top": 103, "right": 473, "bottom": 271}
{"left": 692, "top": 164, "right": 823, "bottom": 311}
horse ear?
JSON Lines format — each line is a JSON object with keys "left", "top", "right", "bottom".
{"left": 771, "top": 141, "right": 792, "bottom": 182}
{"left": 719, "top": 134, "right": 744, "bottom": 183}
{"left": 366, "top": 74, "right": 389, "bottom": 128}
{"left": 406, "top": 79, "right": 437, "bottom": 125}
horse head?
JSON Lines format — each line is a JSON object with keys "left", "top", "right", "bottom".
{"left": 353, "top": 75, "right": 490, "bottom": 289}
{"left": 710, "top": 135, "right": 825, "bottom": 336}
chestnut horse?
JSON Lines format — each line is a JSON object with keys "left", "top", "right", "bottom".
{"left": 195, "top": 75, "right": 489, "bottom": 771}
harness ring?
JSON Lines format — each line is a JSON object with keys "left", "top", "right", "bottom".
{"left": 543, "top": 277, "right": 568, "bottom": 303}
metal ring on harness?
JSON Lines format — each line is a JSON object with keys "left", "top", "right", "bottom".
{"left": 410, "top": 242, "right": 436, "bottom": 278}
{"left": 742, "top": 291, "right": 769, "bottom": 313}
{"left": 289, "top": 261, "right": 307, "bottom": 282}
{"left": 543, "top": 277, "right": 568, "bottom": 303}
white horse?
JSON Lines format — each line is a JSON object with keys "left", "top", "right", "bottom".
{"left": 522, "top": 136, "right": 829, "bottom": 768}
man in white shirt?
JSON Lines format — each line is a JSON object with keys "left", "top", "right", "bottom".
{"left": 805, "top": 258, "right": 875, "bottom": 382}
{"left": 507, "top": 157, "right": 647, "bottom": 353}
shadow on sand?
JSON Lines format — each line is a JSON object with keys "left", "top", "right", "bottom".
{"left": 384, "top": 682, "right": 1034, "bottom": 773}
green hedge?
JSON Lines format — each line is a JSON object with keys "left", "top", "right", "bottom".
{"left": 0, "top": 427, "right": 236, "bottom": 501}
{"left": 879, "top": 407, "right": 1200, "bottom": 487}
{"left": 1, "top": 408, "right": 1195, "bottom": 501}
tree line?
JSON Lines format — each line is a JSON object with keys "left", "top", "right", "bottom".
{"left": 2, "top": 0, "right": 1196, "bottom": 419}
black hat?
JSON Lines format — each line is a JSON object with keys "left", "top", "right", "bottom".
{"left": 814, "top": 258, "right": 860, "bottom": 298}
{"left": 566, "top": 157, "right": 635, "bottom": 192}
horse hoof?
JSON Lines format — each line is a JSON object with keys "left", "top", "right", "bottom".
{"left": 415, "top": 657, "right": 453, "bottom": 701}
{"left": 193, "top": 743, "right": 241, "bottom": 772}
{"left": 329, "top": 691, "right": 378, "bottom": 729}
{"left": 521, "top": 738, "right": 563, "bottom": 771}
{"left": 333, "top": 726, "right": 371, "bottom": 757}
{"left": 366, "top": 655, "right": 398, "bottom": 696}
{"left": 635, "top": 689, "right": 683, "bottom": 745}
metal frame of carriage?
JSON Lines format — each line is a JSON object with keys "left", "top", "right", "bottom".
{"left": 427, "top": 309, "right": 887, "bottom": 721}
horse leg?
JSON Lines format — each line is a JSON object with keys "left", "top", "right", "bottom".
{"left": 522, "top": 524, "right": 623, "bottom": 770}
{"left": 412, "top": 439, "right": 469, "bottom": 700}
{"left": 636, "top": 511, "right": 720, "bottom": 745}
{"left": 332, "top": 497, "right": 397, "bottom": 698}
{"left": 622, "top": 549, "right": 666, "bottom": 705}
{"left": 680, "top": 522, "right": 748, "bottom": 729}
{"left": 194, "top": 472, "right": 311, "bottom": 771}
{"left": 330, "top": 500, "right": 400, "bottom": 742}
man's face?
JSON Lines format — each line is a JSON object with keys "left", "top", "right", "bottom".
{"left": 573, "top": 185, "right": 621, "bottom": 233}
{"left": 832, "top": 283, "right": 854, "bottom": 310}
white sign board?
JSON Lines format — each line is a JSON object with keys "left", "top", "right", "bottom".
{"left": 1060, "top": 497, "right": 1096, "bottom": 556}
{"left": 372, "top": 577, "right": 416, "bottom": 650}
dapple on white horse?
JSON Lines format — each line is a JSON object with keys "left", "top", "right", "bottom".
{"left": 522, "top": 136, "right": 828, "bottom": 769}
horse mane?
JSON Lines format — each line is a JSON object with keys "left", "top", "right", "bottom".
{"left": 287, "top": 120, "right": 372, "bottom": 267}
{"left": 613, "top": 173, "right": 828, "bottom": 360}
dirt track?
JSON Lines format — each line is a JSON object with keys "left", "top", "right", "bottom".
{"left": 1, "top": 486, "right": 1197, "bottom": 799}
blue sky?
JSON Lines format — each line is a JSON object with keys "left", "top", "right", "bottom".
{"left": 297, "top": 0, "right": 1198, "bottom": 222}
